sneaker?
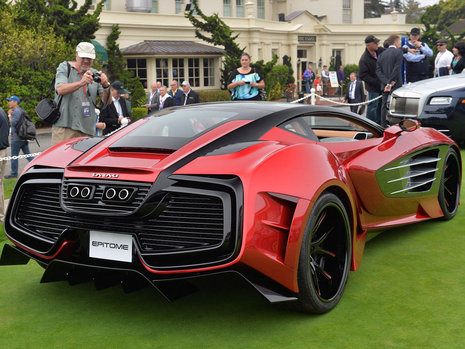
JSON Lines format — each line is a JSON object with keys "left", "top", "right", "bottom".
{"left": 4, "top": 174, "right": 17, "bottom": 179}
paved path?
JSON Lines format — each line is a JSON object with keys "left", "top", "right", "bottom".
{"left": 3, "top": 127, "right": 52, "bottom": 210}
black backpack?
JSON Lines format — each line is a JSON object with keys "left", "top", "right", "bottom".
{"left": 15, "top": 110, "right": 39, "bottom": 145}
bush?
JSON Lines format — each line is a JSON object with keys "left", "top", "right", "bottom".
{"left": 0, "top": 12, "right": 73, "bottom": 126}
{"left": 197, "top": 90, "right": 232, "bottom": 102}
{"left": 265, "top": 65, "right": 289, "bottom": 100}
{"left": 132, "top": 108, "right": 147, "bottom": 121}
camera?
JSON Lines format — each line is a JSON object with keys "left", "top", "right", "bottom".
{"left": 244, "top": 81, "right": 251, "bottom": 84}
{"left": 92, "top": 72, "right": 101, "bottom": 83}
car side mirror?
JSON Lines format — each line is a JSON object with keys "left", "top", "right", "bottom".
{"left": 399, "top": 119, "right": 421, "bottom": 132}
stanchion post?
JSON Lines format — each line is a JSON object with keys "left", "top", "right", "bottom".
{"left": 311, "top": 88, "right": 316, "bottom": 105}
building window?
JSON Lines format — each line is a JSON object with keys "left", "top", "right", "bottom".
{"left": 272, "top": 48, "right": 278, "bottom": 58}
{"left": 175, "top": 0, "right": 184, "bottom": 14}
{"left": 151, "top": 0, "right": 158, "bottom": 13}
{"left": 236, "top": 0, "right": 244, "bottom": 17}
{"left": 172, "top": 58, "right": 185, "bottom": 84}
{"left": 203, "top": 58, "right": 215, "bottom": 86}
{"left": 156, "top": 58, "right": 169, "bottom": 87}
{"left": 297, "top": 49, "right": 307, "bottom": 59}
{"left": 127, "top": 58, "right": 147, "bottom": 88}
{"left": 188, "top": 58, "right": 200, "bottom": 87}
{"left": 223, "top": 0, "right": 232, "bottom": 17}
{"left": 343, "top": 0, "right": 351, "bottom": 23}
{"left": 257, "top": 0, "right": 265, "bottom": 19}
{"left": 332, "top": 49, "right": 343, "bottom": 68}
{"left": 105, "top": 0, "right": 111, "bottom": 10}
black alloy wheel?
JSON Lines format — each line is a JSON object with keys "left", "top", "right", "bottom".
{"left": 295, "top": 192, "right": 352, "bottom": 314}
{"left": 439, "top": 148, "right": 461, "bottom": 220}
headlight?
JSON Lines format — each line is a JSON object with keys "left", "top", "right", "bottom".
{"left": 429, "top": 97, "right": 452, "bottom": 105}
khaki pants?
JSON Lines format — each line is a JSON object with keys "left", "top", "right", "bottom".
{"left": 51, "top": 126, "right": 91, "bottom": 146}
{"left": 0, "top": 148, "right": 6, "bottom": 222}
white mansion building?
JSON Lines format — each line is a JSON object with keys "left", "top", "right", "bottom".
{"left": 85, "top": 0, "right": 413, "bottom": 90}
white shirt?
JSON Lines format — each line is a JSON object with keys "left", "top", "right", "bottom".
{"left": 435, "top": 50, "right": 454, "bottom": 76}
{"left": 112, "top": 96, "right": 123, "bottom": 117}
{"left": 349, "top": 81, "right": 356, "bottom": 100}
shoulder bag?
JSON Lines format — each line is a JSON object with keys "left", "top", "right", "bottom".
{"left": 35, "top": 62, "right": 71, "bottom": 124}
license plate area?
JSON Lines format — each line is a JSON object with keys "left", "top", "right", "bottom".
{"left": 89, "top": 231, "right": 133, "bottom": 263}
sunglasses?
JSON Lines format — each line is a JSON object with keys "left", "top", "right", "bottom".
{"left": 437, "top": 44, "right": 446, "bottom": 46}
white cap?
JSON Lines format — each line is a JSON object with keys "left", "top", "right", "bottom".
{"left": 76, "top": 42, "right": 96, "bottom": 59}
{"left": 181, "top": 81, "right": 190, "bottom": 86}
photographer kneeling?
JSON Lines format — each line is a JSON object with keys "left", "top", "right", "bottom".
{"left": 52, "top": 42, "right": 110, "bottom": 146}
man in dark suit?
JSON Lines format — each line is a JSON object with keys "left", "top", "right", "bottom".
{"left": 344, "top": 72, "right": 366, "bottom": 114}
{"left": 376, "top": 34, "right": 404, "bottom": 128}
{"left": 180, "top": 81, "right": 200, "bottom": 105}
{"left": 97, "top": 81, "right": 131, "bottom": 135}
{"left": 144, "top": 82, "right": 160, "bottom": 114}
{"left": 359, "top": 35, "right": 385, "bottom": 124}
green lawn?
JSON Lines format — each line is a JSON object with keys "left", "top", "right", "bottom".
{"left": 1, "top": 154, "right": 464, "bottom": 348}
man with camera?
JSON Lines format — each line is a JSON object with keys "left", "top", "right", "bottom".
{"left": 51, "top": 42, "right": 110, "bottom": 146}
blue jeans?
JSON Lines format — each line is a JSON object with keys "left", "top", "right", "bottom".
{"left": 10, "top": 140, "right": 33, "bottom": 176}
{"left": 305, "top": 80, "right": 311, "bottom": 93}
{"left": 366, "top": 91, "right": 381, "bottom": 125}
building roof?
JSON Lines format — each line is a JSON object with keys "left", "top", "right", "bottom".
{"left": 285, "top": 10, "right": 325, "bottom": 22}
{"left": 441, "top": 19, "right": 465, "bottom": 35}
{"left": 121, "top": 40, "right": 224, "bottom": 56}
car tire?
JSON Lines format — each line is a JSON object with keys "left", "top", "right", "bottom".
{"left": 438, "top": 148, "right": 461, "bottom": 220}
{"left": 295, "top": 192, "right": 352, "bottom": 314}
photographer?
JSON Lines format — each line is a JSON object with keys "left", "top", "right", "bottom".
{"left": 52, "top": 42, "right": 110, "bottom": 146}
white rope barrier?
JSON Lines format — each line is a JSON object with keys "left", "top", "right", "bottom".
{"left": 291, "top": 88, "right": 383, "bottom": 106}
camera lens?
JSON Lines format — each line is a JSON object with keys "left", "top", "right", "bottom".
{"left": 93, "top": 72, "right": 101, "bottom": 83}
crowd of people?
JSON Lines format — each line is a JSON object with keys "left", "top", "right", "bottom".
{"left": 299, "top": 28, "right": 464, "bottom": 128}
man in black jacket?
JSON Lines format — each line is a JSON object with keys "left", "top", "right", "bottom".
{"left": 376, "top": 35, "right": 404, "bottom": 128}
{"left": 359, "top": 35, "right": 384, "bottom": 124}
{"left": 180, "top": 81, "right": 200, "bottom": 105}
{"left": 97, "top": 81, "right": 131, "bottom": 135}
{"left": 0, "top": 107, "right": 9, "bottom": 222}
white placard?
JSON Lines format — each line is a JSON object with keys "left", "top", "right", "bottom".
{"left": 329, "top": 71, "right": 339, "bottom": 88}
{"left": 89, "top": 231, "right": 133, "bottom": 263}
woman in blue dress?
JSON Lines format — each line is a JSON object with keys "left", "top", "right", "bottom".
{"left": 227, "top": 53, "right": 265, "bottom": 101}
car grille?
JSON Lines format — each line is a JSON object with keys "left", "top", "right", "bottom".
{"left": 14, "top": 183, "right": 228, "bottom": 256}
{"left": 378, "top": 148, "right": 441, "bottom": 197}
{"left": 390, "top": 96, "right": 419, "bottom": 116}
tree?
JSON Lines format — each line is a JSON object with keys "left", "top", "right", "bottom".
{"left": 104, "top": 24, "right": 146, "bottom": 109}
{"left": 420, "top": 0, "right": 465, "bottom": 49}
{"left": 0, "top": 5, "right": 73, "bottom": 124}
{"left": 185, "top": 0, "right": 244, "bottom": 89}
{"left": 402, "top": 0, "right": 423, "bottom": 24}
{"left": 364, "top": 0, "right": 388, "bottom": 18}
{"left": 13, "top": 0, "right": 105, "bottom": 47}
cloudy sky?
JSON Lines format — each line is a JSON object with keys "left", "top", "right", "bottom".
{"left": 416, "top": 0, "right": 440, "bottom": 7}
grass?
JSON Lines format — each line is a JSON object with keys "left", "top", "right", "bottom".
{"left": 1, "top": 154, "right": 464, "bottom": 348}
{"left": 0, "top": 178, "right": 17, "bottom": 242}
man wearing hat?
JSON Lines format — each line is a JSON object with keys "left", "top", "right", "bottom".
{"left": 180, "top": 81, "right": 200, "bottom": 105}
{"left": 402, "top": 27, "right": 433, "bottom": 83}
{"left": 96, "top": 81, "right": 131, "bottom": 136}
{"left": 52, "top": 41, "right": 110, "bottom": 145}
{"left": 359, "top": 35, "right": 385, "bottom": 123}
{"left": 5, "top": 95, "right": 33, "bottom": 179}
{"left": 434, "top": 38, "right": 453, "bottom": 77}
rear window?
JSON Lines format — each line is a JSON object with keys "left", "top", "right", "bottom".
{"left": 110, "top": 109, "right": 238, "bottom": 151}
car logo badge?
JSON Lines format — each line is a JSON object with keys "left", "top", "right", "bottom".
{"left": 92, "top": 173, "right": 119, "bottom": 178}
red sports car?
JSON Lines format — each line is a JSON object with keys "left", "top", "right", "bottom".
{"left": 0, "top": 102, "right": 461, "bottom": 313}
